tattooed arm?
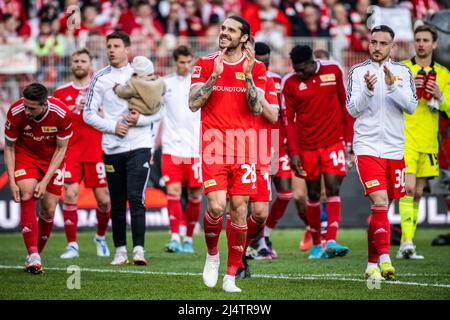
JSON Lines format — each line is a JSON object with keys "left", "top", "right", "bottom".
{"left": 189, "top": 50, "right": 225, "bottom": 112}
{"left": 245, "top": 75, "right": 264, "bottom": 115}
{"left": 189, "top": 74, "right": 218, "bottom": 112}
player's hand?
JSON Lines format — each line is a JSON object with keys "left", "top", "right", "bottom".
{"left": 212, "top": 49, "right": 225, "bottom": 77}
{"left": 383, "top": 65, "right": 394, "bottom": 86}
{"left": 78, "top": 97, "right": 86, "bottom": 110}
{"left": 34, "top": 181, "right": 47, "bottom": 199}
{"left": 345, "top": 143, "right": 355, "bottom": 169}
{"left": 124, "top": 110, "right": 140, "bottom": 126}
{"left": 425, "top": 79, "right": 443, "bottom": 100}
{"left": 290, "top": 155, "right": 305, "bottom": 177}
{"left": 243, "top": 43, "right": 255, "bottom": 77}
{"left": 414, "top": 76, "right": 425, "bottom": 89}
{"left": 115, "top": 119, "right": 129, "bottom": 137}
{"left": 9, "top": 181, "right": 20, "bottom": 203}
{"left": 364, "top": 71, "right": 377, "bottom": 91}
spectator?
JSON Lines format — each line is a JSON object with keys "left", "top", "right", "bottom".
{"left": 329, "top": 2, "right": 352, "bottom": 64}
{"left": 349, "top": 0, "right": 371, "bottom": 52}
{"left": 243, "top": 0, "right": 291, "bottom": 36}
{"left": 196, "top": 0, "right": 226, "bottom": 26}
{"left": 117, "top": 0, "right": 164, "bottom": 39}
{"left": 162, "top": 1, "right": 188, "bottom": 37}
{"left": 183, "top": 0, "right": 204, "bottom": 37}
{"left": 78, "top": 2, "right": 112, "bottom": 37}
{"left": 293, "top": 3, "right": 329, "bottom": 37}
{"left": 0, "top": 13, "right": 31, "bottom": 43}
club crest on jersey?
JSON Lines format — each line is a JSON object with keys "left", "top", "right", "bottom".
{"left": 204, "top": 179, "right": 217, "bottom": 188}
{"left": 41, "top": 126, "right": 58, "bottom": 133}
{"left": 14, "top": 169, "right": 26, "bottom": 177}
{"left": 393, "top": 75, "right": 404, "bottom": 86}
{"left": 365, "top": 179, "right": 380, "bottom": 188}
{"left": 235, "top": 72, "right": 245, "bottom": 80}
{"left": 192, "top": 66, "right": 201, "bottom": 78}
{"left": 299, "top": 82, "right": 307, "bottom": 91}
{"left": 319, "top": 74, "right": 336, "bottom": 82}
{"left": 105, "top": 165, "right": 115, "bottom": 173}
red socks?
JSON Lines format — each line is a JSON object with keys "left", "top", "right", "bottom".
{"left": 203, "top": 210, "right": 222, "bottom": 256}
{"left": 38, "top": 215, "right": 54, "bottom": 253}
{"left": 326, "top": 196, "right": 341, "bottom": 242}
{"left": 306, "top": 200, "right": 322, "bottom": 245}
{"left": 20, "top": 198, "right": 38, "bottom": 254}
{"left": 96, "top": 208, "right": 110, "bottom": 237}
{"left": 226, "top": 222, "right": 247, "bottom": 276}
{"left": 266, "top": 191, "right": 292, "bottom": 229}
{"left": 368, "top": 206, "right": 390, "bottom": 262}
{"left": 245, "top": 215, "right": 264, "bottom": 250}
{"left": 167, "top": 195, "right": 182, "bottom": 235}
{"left": 63, "top": 203, "right": 78, "bottom": 243}
{"left": 185, "top": 196, "right": 202, "bottom": 238}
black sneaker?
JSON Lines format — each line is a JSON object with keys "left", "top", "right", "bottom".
{"left": 235, "top": 255, "right": 251, "bottom": 279}
{"left": 254, "top": 247, "right": 272, "bottom": 260}
{"left": 432, "top": 234, "right": 450, "bottom": 246}
{"left": 265, "top": 237, "right": 278, "bottom": 259}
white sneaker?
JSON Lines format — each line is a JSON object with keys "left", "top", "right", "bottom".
{"left": 202, "top": 253, "right": 220, "bottom": 288}
{"left": 94, "top": 236, "right": 110, "bottom": 257}
{"left": 396, "top": 241, "right": 416, "bottom": 259}
{"left": 222, "top": 275, "right": 242, "bottom": 293}
{"left": 110, "top": 250, "right": 129, "bottom": 265}
{"left": 409, "top": 252, "right": 425, "bottom": 259}
{"left": 60, "top": 244, "right": 79, "bottom": 259}
{"left": 132, "top": 246, "right": 148, "bottom": 266}
{"left": 24, "top": 253, "right": 43, "bottom": 274}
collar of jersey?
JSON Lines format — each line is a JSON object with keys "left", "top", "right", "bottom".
{"left": 222, "top": 53, "right": 245, "bottom": 65}
{"left": 111, "top": 63, "right": 131, "bottom": 71}
{"left": 32, "top": 104, "right": 50, "bottom": 123}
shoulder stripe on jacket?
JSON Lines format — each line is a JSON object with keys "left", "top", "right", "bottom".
{"left": 85, "top": 66, "right": 112, "bottom": 110}
{"left": 346, "top": 60, "right": 371, "bottom": 105}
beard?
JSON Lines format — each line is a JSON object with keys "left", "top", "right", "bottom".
{"left": 72, "top": 68, "right": 89, "bottom": 79}
{"left": 218, "top": 35, "right": 240, "bottom": 51}
{"left": 370, "top": 51, "right": 389, "bottom": 62}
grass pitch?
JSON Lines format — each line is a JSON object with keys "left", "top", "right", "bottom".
{"left": 0, "top": 228, "right": 449, "bottom": 300}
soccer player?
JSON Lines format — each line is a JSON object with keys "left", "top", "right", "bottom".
{"left": 235, "top": 41, "right": 279, "bottom": 277}
{"left": 283, "top": 44, "right": 354, "bottom": 259}
{"left": 189, "top": 16, "right": 267, "bottom": 292}
{"left": 4, "top": 83, "right": 73, "bottom": 274}
{"left": 84, "top": 31, "right": 162, "bottom": 266}
{"left": 248, "top": 42, "right": 294, "bottom": 259}
{"left": 160, "top": 45, "right": 202, "bottom": 254}
{"left": 346, "top": 25, "right": 417, "bottom": 280}
{"left": 53, "top": 48, "right": 111, "bottom": 259}
{"left": 399, "top": 25, "right": 450, "bottom": 259}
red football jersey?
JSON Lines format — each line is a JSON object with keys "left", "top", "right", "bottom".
{"left": 268, "top": 71, "right": 288, "bottom": 156}
{"left": 255, "top": 75, "right": 279, "bottom": 170}
{"left": 191, "top": 52, "right": 267, "bottom": 163}
{"left": 53, "top": 83, "right": 103, "bottom": 162}
{"left": 5, "top": 97, "right": 73, "bottom": 162}
{"left": 282, "top": 61, "right": 354, "bottom": 155}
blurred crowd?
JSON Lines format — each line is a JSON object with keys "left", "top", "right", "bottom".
{"left": 1, "top": 0, "right": 447, "bottom": 50}
{"left": 0, "top": 0, "right": 446, "bottom": 105}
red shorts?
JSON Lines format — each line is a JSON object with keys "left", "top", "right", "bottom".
{"left": 161, "top": 154, "right": 202, "bottom": 188}
{"left": 250, "top": 170, "right": 272, "bottom": 202}
{"left": 65, "top": 160, "right": 108, "bottom": 188}
{"left": 202, "top": 162, "right": 257, "bottom": 195}
{"left": 275, "top": 152, "right": 292, "bottom": 178}
{"left": 15, "top": 155, "right": 65, "bottom": 196}
{"left": 299, "top": 141, "right": 347, "bottom": 180}
{"left": 355, "top": 155, "right": 406, "bottom": 200}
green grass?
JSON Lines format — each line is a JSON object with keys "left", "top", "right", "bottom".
{"left": 0, "top": 228, "right": 449, "bottom": 300}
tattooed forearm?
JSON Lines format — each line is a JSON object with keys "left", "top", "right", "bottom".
{"left": 245, "top": 77, "right": 263, "bottom": 115}
{"left": 189, "top": 74, "right": 217, "bottom": 112}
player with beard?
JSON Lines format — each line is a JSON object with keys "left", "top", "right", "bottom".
{"left": 347, "top": 25, "right": 417, "bottom": 280}
{"left": 398, "top": 25, "right": 450, "bottom": 260}
{"left": 189, "top": 16, "right": 267, "bottom": 293}
{"left": 53, "top": 48, "right": 111, "bottom": 259}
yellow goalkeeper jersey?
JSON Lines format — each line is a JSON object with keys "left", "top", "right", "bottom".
{"left": 402, "top": 58, "right": 450, "bottom": 153}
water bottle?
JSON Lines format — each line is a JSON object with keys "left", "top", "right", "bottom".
{"left": 416, "top": 68, "right": 427, "bottom": 99}
{"left": 423, "top": 69, "right": 437, "bottom": 101}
